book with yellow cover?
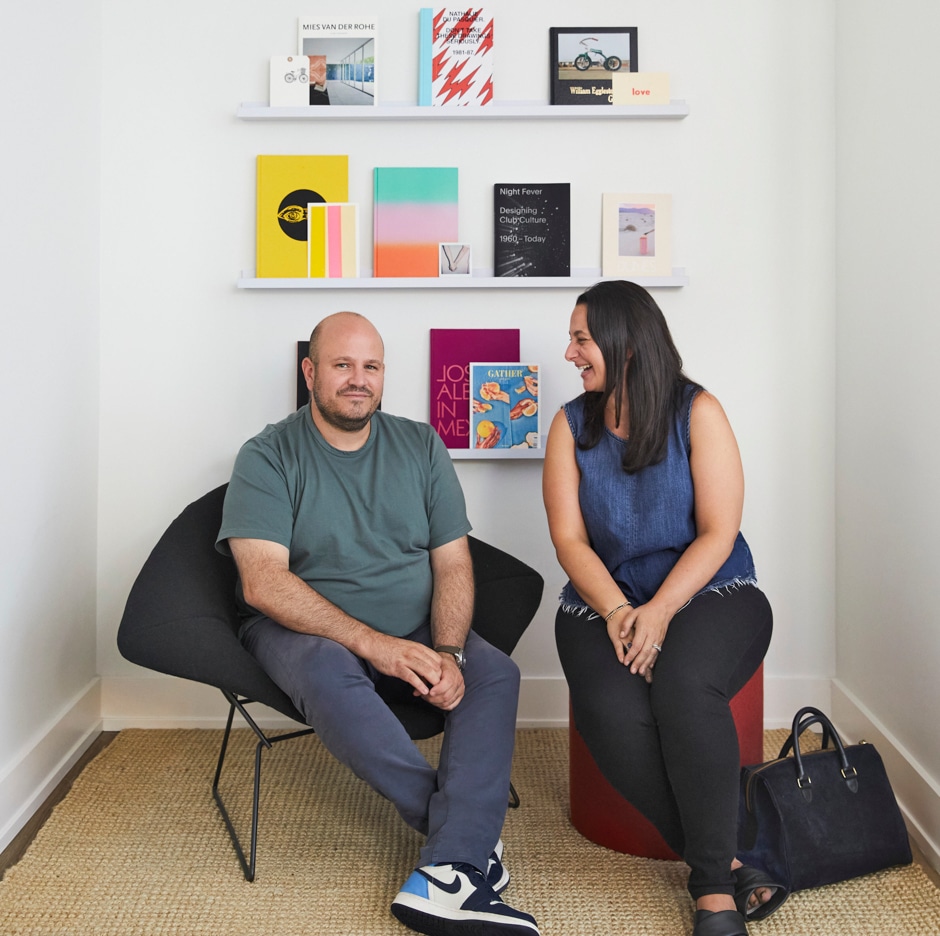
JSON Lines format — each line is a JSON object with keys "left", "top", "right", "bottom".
{"left": 256, "top": 155, "right": 349, "bottom": 278}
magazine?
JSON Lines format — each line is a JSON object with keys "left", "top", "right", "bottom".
{"left": 469, "top": 363, "right": 540, "bottom": 450}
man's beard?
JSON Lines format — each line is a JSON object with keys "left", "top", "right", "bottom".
{"left": 312, "top": 381, "right": 380, "bottom": 433}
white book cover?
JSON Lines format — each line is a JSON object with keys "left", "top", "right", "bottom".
{"left": 297, "top": 17, "right": 376, "bottom": 105}
{"left": 427, "top": 8, "right": 493, "bottom": 106}
{"left": 269, "top": 56, "right": 310, "bottom": 107}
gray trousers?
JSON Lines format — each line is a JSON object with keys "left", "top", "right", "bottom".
{"left": 242, "top": 618, "right": 520, "bottom": 873}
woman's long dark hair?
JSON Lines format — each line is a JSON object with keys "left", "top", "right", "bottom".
{"left": 576, "top": 280, "right": 700, "bottom": 473}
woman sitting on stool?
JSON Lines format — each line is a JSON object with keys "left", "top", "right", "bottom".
{"left": 542, "top": 280, "right": 786, "bottom": 936}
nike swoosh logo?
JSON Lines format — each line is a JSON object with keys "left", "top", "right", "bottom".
{"left": 418, "top": 869, "right": 463, "bottom": 894}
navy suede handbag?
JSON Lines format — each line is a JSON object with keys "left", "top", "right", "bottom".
{"left": 737, "top": 706, "right": 912, "bottom": 892}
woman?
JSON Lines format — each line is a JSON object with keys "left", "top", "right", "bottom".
{"left": 542, "top": 281, "right": 785, "bottom": 936}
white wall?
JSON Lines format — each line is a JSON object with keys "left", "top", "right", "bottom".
{"left": 834, "top": 0, "right": 940, "bottom": 866}
{"left": 97, "top": 0, "right": 836, "bottom": 728}
{"left": 0, "top": 0, "right": 102, "bottom": 850}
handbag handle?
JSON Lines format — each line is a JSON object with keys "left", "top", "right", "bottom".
{"left": 777, "top": 706, "right": 859, "bottom": 801}
{"left": 777, "top": 711, "right": 831, "bottom": 758}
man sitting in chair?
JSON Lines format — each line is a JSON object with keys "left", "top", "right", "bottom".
{"left": 216, "top": 311, "right": 540, "bottom": 936}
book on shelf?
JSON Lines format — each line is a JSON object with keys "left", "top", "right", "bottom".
{"left": 297, "top": 16, "right": 376, "bottom": 105}
{"left": 307, "top": 203, "right": 358, "bottom": 278}
{"left": 469, "top": 363, "right": 540, "bottom": 450}
{"left": 549, "top": 27, "right": 638, "bottom": 105}
{"left": 269, "top": 55, "right": 311, "bottom": 107}
{"left": 256, "top": 155, "right": 349, "bottom": 278}
{"left": 494, "top": 183, "right": 570, "bottom": 277}
{"left": 373, "top": 167, "right": 458, "bottom": 277}
{"left": 419, "top": 7, "right": 494, "bottom": 106}
{"left": 601, "top": 192, "right": 672, "bottom": 278}
{"left": 430, "top": 329, "right": 520, "bottom": 449}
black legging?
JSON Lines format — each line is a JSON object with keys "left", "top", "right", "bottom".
{"left": 556, "top": 584, "right": 772, "bottom": 900}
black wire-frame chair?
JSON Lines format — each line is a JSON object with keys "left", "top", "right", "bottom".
{"left": 117, "top": 484, "right": 543, "bottom": 881}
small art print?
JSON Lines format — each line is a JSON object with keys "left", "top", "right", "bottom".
{"left": 602, "top": 192, "right": 672, "bottom": 278}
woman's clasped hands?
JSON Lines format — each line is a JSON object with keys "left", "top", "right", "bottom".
{"left": 606, "top": 603, "right": 670, "bottom": 683}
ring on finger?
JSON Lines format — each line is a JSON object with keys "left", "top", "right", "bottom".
{"left": 651, "top": 643, "right": 663, "bottom": 652}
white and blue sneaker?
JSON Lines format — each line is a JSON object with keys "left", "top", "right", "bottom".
{"left": 391, "top": 862, "right": 540, "bottom": 936}
{"left": 486, "top": 839, "right": 510, "bottom": 894}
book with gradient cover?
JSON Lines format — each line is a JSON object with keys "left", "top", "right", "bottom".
{"left": 494, "top": 182, "right": 570, "bottom": 277}
{"left": 470, "top": 362, "right": 540, "bottom": 450}
{"left": 419, "top": 7, "right": 494, "bottom": 106}
{"left": 429, "top": 328, "right": 519, "bottom": 448}
{"left": 256, "top": 155, "right": 349, "bottom": 278}
{"left": 373, "top": 167, "right": 458, "bottom": 277}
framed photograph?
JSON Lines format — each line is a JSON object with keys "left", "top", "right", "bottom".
{"left": 601, "top": 193, "right": 672, "bottom": 278}
{"left": 439, "top": 243, "right": 472, "bottom": 276}
{"left": 549, "top": 27, "right": 638, "bottom": 105}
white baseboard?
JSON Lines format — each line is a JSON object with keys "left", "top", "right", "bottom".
{"left": 831, "top": 680, "right": 940, "bottom": 873}
{"left": 102, "top": 673, "right": 833, "bottom": 731}
{"left": 0, "top": 679, "right": 102, "bottom": 854}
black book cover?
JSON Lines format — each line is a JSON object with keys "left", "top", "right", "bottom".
{"left": 549, "top": 27, "right": 638, "bottom": 105}
{"left": 494, "top": 183, "right": 570, "bottom": 277}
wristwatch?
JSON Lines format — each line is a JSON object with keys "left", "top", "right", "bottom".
{"left": 435, "top": 645, "right": 466, "bottom": 671}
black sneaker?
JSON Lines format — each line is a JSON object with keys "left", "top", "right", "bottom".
{"left": 391, "top": 862, "right": 540, "bottom": 936}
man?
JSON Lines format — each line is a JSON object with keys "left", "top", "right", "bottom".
{"left": 216, "top": 312, "right": 540, "bottom": 936}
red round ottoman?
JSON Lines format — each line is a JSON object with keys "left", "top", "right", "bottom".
{"left": 569, "top": 663, "right": 764, "bottom": 859}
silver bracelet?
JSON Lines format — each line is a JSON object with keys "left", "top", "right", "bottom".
{"left": 604, "top": 601, "right": 631, "bottom": 622}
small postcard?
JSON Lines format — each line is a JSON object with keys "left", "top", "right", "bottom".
{"left": 307, "top": 203, "right": 359, "bottom": 278}
{"left": 270, "top": 56, "right": 311, "bottom": 107}
{"left": 439, "top": 243, "right": 472, "bottom": 275}
{"left": 612, "top": 72, "right": 670, "bottom": 105}
{"left": 469, "top": 363, "right": 540, "bottom": 450}
{"left": 601, "top": 193, "right": 672, "bottom": 278}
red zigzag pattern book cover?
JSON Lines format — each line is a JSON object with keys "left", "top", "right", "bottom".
{"left": 419, "top": 8, "right": 494, "bottom": 106}
{"left": 429, "top": 328, "right": 519, "bottom": 448}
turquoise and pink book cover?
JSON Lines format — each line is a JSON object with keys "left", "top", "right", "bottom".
{"left": 373, "top": 168, "right": 458, "bottom": 277}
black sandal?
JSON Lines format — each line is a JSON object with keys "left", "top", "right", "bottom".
{"left": 733, "top": 865, "right": 789, "bottom": 921}
{"left": 693, "top": 909, "right": 749, "bottom": 936}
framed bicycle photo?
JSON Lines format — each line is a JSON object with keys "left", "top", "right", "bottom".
{"left": 549, "top": 27, "right": 638, "bottom": 105}
{"left": 601, "top": 193, "right": 672, "bottom": 278}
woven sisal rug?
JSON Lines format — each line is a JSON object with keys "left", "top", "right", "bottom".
{"left": 0, "top": 728, "right": 937, "bottom": 935}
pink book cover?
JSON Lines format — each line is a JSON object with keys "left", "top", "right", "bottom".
{"left": 430, "top": 328, "right": 520, "bottom": 448}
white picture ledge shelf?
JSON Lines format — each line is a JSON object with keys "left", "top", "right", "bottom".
{"left": 448, "top": 447, "right": 545, "bottom": 461}
{"left": 236, "top": 101, "right": 690, "bottom": 121}
{"left": 237, "top": 269, "right": 688, "bottom": 290}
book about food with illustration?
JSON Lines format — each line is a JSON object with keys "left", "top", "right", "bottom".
{"left": 494, "top": 182, "right": 570, "bottom": 277}
{"left": 470, "top": 363, "right": 540, "bottom": 450}
{"left": 373, "top": 167, "right": 458, "bottom": 277}
{"left": 430, "top": 329, "right": 520, "bottom": 448}
{"left": 419, "top": 7, "right": 493, "bottom": 106}
{"left": 549, "top": 26, "right": 637, "bottom": 105}
{"left": 256, "top": 155, "right": 349, "bottom": 278}
{"left": 297, "top": 17, "right": 376, "bottom": 105}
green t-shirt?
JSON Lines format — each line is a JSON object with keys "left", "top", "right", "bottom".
{"left": 216, "top": 407, "right": 471, "bottom": 637}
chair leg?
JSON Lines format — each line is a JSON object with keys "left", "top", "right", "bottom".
{"left": 509, "top": 781, "right": 520, "bottom": 809}
{"left": 211, "top": 689, "right": 316, "bottom": 882}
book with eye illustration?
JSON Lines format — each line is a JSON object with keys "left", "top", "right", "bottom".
{"left": 256, "top": 155, "right": 349, "bottom": 278}
{"left": 469, "top": 363, "right": 540, "bottom": 450}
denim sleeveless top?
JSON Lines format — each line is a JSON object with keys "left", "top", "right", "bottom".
{"left": 559, "top": 386, "right": 756, "bottom": 613}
